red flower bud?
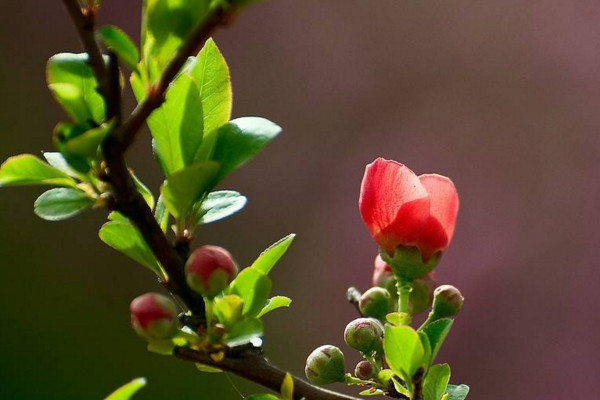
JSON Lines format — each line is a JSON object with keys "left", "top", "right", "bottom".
{"left": 344, "top": 318, "right": 384, "bottom": 353}
{"left": 359, "top": 287, "right": 392, "bottom": 320}
{"left": 130, "top": 293, "right": 178, "bottom": 341}
{"left": 359, "top": 158, "right": 459, "bottom": 263}
{"left": 185, "top": 245, "right": 237, "bottom": 298}
{"left": 372, "top": 254, "right": 395, "bottom": 289}
{"left": 354, "top": 360, "right": 375, "bottom": 380}
{"left": 305, "top": 345, "right": 346, "bottom": 385}
{"left": 431, "top": 284, "right": 464, "bottom": 319}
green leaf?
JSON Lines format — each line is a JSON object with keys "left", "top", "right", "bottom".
{"left": 212, "top": 117, "right": 282, "bottom": 180}
{"left": 383, "top": 325, "right": 425, "bottom": 382}
{"left": 0, "top": 154, "right": 78, "bottom": 188}
{"left": 142, "top": 0, "right": 208, "bottom": 74}
{"left": 34, "top": 188, "right": 95, "bottom": 221}
{"left": 161, "top": 161, "right": 219, "bottom": 218}
{"left": 132, "top": 173, "right": 155, "bottom": 209}
{"left": 154, "top": 195, "right": 169, "bottom": 232}
{"left": 226, "top": 317, "right": 263, "bottom": 346}
{"left": 257, "top": 296, "right": 292, "bottom": 318}
{"left": 229, "top": 268, "right": 272, "bottom": 316}
{"left": 193, "top": 190, "right": 247, "bottom": 226}
{"left": 99, "top": 26, "right": 140, "bottom": 70}
{"left": 47, "top": 53, "right": 106, "bottom": 125}
{"left": 104, "top": 377, "right": 146, "bottom": 400}
{"left": 62, "top": 121, "right": 114, "bottom": 158}
{"left": 420, "top": 318, "right": 453, "bottom": 363}
{"left": 146, "top": 74, "right": 204, "bottom": 175}
{"left": 424, "top": 364, "right": 451, "bottom": 400}
{"left": 445, "top": 384, "right": 470, "bottom": 400}
{"left": 214, "top": 295, "right": 244, "bottom": 327}
{"left": 184, "top": 38, "right": 232, "bottom": 162}
{"left": 280, "top": 373, "right": 294, "bottom": 400}
{"left": 99, "top": 220, "right": 165, "bottom": 278}
{"left": 246, "top": 395, "right": 280, "bottom": 400}
{"left": 251, "top": 234, "right": 295, "bottom": 275}
{"left": 419, "top": 331, "right": 432, "bottom": 367}
{"left": 42, "top": 152, "right": 79, "bottom": 178}
{"left": 195, "top": 363, "right": 223, "bottom": 373}
{"left": 359, "top": 388, "right": 385, "bottom": 396}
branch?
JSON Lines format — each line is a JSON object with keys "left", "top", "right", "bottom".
{"left": 175, "top": 347, "right": 362, "bottom": 400}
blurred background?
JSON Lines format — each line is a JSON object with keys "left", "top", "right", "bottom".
{"left": 1, "top": 0, "right": 599, "bottom": 399}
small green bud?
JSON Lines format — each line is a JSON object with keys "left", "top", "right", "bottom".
{"left": 431, "top": 285, "right": 464, "bottom": 319}
{"left": 305, "top": 345, "right": 346, "bottom": 385}
{"left": 359, "top": 287, "right": 392, "bottom": 320}
{"left": 354, "top": 360, "right": 375, "bottom": 380}
{"left": 408, "top": 273, "right": 436, "bottom": 315}
{"left": 130, "top": 293, "right": 178, "bottom": 341}
{"left": 344, "top": 318, "right": 383, "bottom": 353}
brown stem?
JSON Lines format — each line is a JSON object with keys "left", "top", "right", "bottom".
{"left": 175, "top": 346, "right": 361, "bottom": 400}
{"left": 412, "top": 368, "right": 425, "bottom": 400}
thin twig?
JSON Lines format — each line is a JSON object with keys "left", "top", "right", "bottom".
{"left": 175, "top": 346, "right": 361, "bottom": 400}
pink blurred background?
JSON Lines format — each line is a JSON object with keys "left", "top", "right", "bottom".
{"left": 1, "top": 0, "right": 599, "bottom": 398}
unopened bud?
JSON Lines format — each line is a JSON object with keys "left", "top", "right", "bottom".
{"left": 305, "top": 345, "right": 346, "bottom": 385}
{"left": 408, "top": 273, "right": 435, "bottom": 315}
{"left": 344, "top": 318, "right": 383, "bottom": 353}
{"left": 130, "top": 293, "right": 178, "bottom": 341}
{"left": 354, "top": 360, "right": 375, "bottom": 380}
{"left": 359, "top": 287, "right": 392, "bottom": 320}
{"left": 372, "top": 255, "right": 396, "bottom": 294}
{"left": 185, "top": 245, "right": 237, "bottom": 298}
{"left": 431, "top": 285, "right": 464, "bottom": 319}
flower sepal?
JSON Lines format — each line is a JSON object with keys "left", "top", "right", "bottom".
{"left": 380, "top": 245, "right": 441, "bottom": 283}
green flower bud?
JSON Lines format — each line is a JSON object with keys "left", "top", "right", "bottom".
{"left": 185, "top": 245, "right": 238, "bottom": 298}
{"left": 354, "top": 360, "right": 375, "bottom": 380}
{"left": 359, "top": 287, "right": 392, "bottom": 320}
{"left": 130, "top": 293, "right": 178, "bottom": 341}
{"left": 305, "top": 345, "right": 346, "bottom": 385}
{"left": 431, "top": 285, "right": 464, "bottom": 319}
{"left": 344, "top": 318, "right": 383, "bottom": 353}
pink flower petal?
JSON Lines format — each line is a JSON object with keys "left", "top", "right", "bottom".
{"left": 419, "top": 174, "right": 459, "bottom": 243}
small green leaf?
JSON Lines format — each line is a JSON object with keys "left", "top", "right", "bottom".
{"left": 42, "top": 152, "right": 79, "bottom": 178}
{"left": 424, "top": 364, "right": 451, "bottom": 400}
{"left": 420, "top": 318, "right": 453, "bottom": 363}
{"left": 226, "top": 317, "right": 263, "bottom": 346}
{"left": 257, "top": 296, "right": 292, "bottom": 318}
{"left": 212, "top": 117, "right": 282, "bottom": 180}
{"left": 245, "top": 395, "right": 280, "bottom": 400}
{"left": 445, "top": 384, "right": 470, "bottom": 400}
{"left": 358, "top": 388, "right": 385, "bottom": 396}
{"left": 184, "top": 39, "right": 232, "bottom": 162}
{"left": 0, "top": 154, "right": 78, "bottom": 188}
{"left": 132, "top": 173, "right": 155, "bottom": 209}
{"left": 99, "top": 220, "right": 165, "bottom": 278}
{"left": 195, "top": 363, "right": 222, "bottom": 373}
{"left": 62, "top": 121, "right": 114, "bottom": 158}
{"left": 383, "top": 325, "right": 425, "bottom": 382}
{"left": 161, "top": 161, "right": 220, "bottom": 218}
{"left": 229, "top": 268, "right": 272, "bottom": 316}
{"left": 34, "top": 188, "right": 95, "bottom": 221}
{"left": 146, "top": 74, "right": 204, "bottom": 175}
{"left": 193, "top": 190, "right": 247, "bottom": 226}
{"left": 99, "top": 26, "right": 140, "bottom": 70}
{"left": 280, "top": 373, "right": 294, "bottom": 400}
{"left": 214, "top": 295, "right": 244, "bottom": 327}
{"left": 251, "top": 234, "right": 295, "bottom": 275}
{"left": 104, "top": 377, "right": 146, "bottom": 400}
{"left": 419, "top": 331, "right": 432, "bottom": 368}
{"left": 154, "top": 195, "right": 169, "bottom": 232}
{"left": 47, "top": 53, "right": 106, "bottom": 125}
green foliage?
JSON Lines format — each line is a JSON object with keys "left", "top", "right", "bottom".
{"left": 212, "top": 117, "right": 282, "bottom": 180}
{"left": 99, "top": 218, "right": 165, "bottom": 278}
{"left": 42, "top": 152, "right": 80, "bottom": 178}
{"left": 60, "top": 121, "right": 114, "bottom": 159}
{"left": 104, "top": 378, "right": 147, "bottom": 400}
{"left": 34, "top": 188, "right": 95, "bottom": 221}
{"left": 257, "top": 296, "right": 292, "bottom": 318}
{"left": 192, "top": 190, "right": 247, "bottom": 225}
{"left": 47, "top": 53, "right": 106, "bottom": 126}
{"left": 383, "top": 325, "right": 425, "bottom": 384}
{"left": 419, "top": 318, "right": 453, "bottom": 364}
{"left": 251, "top": 234, "right": 295, "bottom": 275}
{"left": 229, "top": 267, "right": 272, "bottom": 316}
{"left": 226, "top": 317, "right": 263, "bottom": 346}
{"left": 142, "top": 0, "right": 209, "bottom": 75}
{"left": 99, "top": 26, "right": 140, "bottom": 71}
{"left": 424, "top": 364, "right": 450, "bottom": 400}
{"left": 0, "top": 154, "right": 78, "bottom": 188}
{"left": 445, "top": 384, "right": 470, "bottom": 400}
{"left": 161, "top": 161, "right": 219, "bottom": 218}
